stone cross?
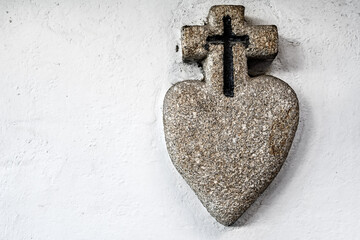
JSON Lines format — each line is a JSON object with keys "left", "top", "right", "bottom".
{"left": 182, "top": 5, "right": 278, "bottom": 96}
{"left": 163, "top": 5, "right": 299, "bottom": 226}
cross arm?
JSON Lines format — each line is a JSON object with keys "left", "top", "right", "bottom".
{"left": 181, "top": 6, "right": 278, "bottom": 62}
{"left": 243, "top": 25, "right": 278, "bottom": 59}
{"left": 181, "top": 26, "right": 208, "bottom": 62}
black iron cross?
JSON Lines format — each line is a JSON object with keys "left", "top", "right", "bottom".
{"left": 206, "top": 16, "right": 249, "bottom": 97}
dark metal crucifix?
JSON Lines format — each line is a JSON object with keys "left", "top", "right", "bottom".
{"left": 206, "top": 16, "right": 249, "bottom": 97}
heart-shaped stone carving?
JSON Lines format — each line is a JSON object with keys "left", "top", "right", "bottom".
{"left": 163, "top": 6, "right": 299, "bottom": 225}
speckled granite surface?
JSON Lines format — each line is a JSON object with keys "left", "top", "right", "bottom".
{"left": 163, "top": 5, "right": 299, "bottom": 226}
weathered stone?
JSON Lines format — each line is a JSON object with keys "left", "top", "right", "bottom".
{"left": 163, "top": 5, "right": 299, "bottom": 226}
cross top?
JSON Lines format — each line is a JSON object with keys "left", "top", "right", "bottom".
{"left": 182, "top": 5, "right": 278, "bottom": 97}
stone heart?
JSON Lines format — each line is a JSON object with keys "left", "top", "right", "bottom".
{"left": 163, "top": 5, "right": 299, "bottom": 226}
{"left": 163, "top": 44, "right": 299, "bottom": 225}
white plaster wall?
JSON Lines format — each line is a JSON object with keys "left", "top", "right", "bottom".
{"left": 1, "top": 0, "right": 359, "bottom": 239}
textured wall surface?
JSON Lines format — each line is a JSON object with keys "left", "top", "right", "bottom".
{"left": 0, "top": 0, "right": 359, "bottom": 239}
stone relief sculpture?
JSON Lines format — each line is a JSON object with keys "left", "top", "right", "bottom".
{"left": 163, "top": 5, "right": 299, "bottom": 226}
